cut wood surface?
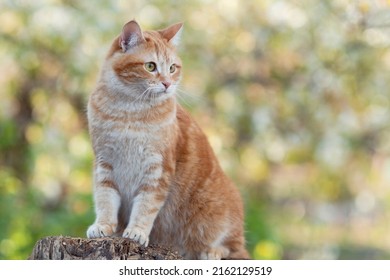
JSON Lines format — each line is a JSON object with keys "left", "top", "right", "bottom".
{"left": 29, "top": 236, "right": 183, "bottom": 260}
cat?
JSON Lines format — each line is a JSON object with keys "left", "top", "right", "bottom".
{"left": 86, "top": 19, "right": 249, "bottom": 260}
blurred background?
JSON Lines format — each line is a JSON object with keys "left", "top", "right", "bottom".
{"left": 1, "top": 0, "right": 390, "bottom": 260}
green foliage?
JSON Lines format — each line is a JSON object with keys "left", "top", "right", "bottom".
{"left": 1, "top": 0, "right": 390, "bottom": 259}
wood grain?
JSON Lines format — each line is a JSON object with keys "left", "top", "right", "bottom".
{"left": 28, "top": 236, "right": 183, "bottom": 260}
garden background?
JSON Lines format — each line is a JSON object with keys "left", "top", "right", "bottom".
{"left": 2, "top": 0, "right": 390, "bottom": 259}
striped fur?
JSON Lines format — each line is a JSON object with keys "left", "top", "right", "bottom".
{"left": 86, "top": 20, "right": 249, "bottom": 259}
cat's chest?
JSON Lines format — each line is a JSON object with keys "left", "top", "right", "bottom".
{"left": 108, "top": 126, "right": 162, "bottom": 163}
{"left": 102, "top": 126, "right": 165, "bottom": 189}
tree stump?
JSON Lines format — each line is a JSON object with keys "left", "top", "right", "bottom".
{"left": 28, "top": 236, "right": 183, "bottom": 260}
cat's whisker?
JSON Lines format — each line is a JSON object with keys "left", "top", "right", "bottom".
{"left": 129, "top": 90, "right": 147, "bottom": 105}
{"left": 175, "top": 87, "right": 206, "bottom": 107}
{"left": 176, "top": 92, "right": 192, "bottom": 108}
{"left": 128, "top": 87, "right": 152, "bottom": 106}
{"left": 177, "top": 87, "right": 206, "bottom": 102}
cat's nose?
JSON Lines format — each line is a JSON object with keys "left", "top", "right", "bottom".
{"left": 162, "top": 81, "right": 171, "bottom": 89}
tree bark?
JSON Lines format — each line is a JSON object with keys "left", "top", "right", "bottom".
{"left": 28, "top": 236, "right": 183, "bottom": 260}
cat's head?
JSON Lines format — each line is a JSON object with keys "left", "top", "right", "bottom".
{"left": 104, "top": 20, "right": 183, "bottom": 102}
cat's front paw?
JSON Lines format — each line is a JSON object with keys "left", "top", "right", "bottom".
{"left": 87, "top": 223, "right": 116, "bottom": 238}
{"left": 123, "top": 227, "right": 149, "bottom": 247}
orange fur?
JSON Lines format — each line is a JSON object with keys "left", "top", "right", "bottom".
{"left": 86, "top": 20, "right": 249, "bottom": 259}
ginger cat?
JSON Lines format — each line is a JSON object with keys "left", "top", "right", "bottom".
{"left": 86, "top": 20, "right": 249, "bottom": 260}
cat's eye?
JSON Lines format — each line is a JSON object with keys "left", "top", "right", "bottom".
{"left": 170, "top": 64, "right": 176, "bottom": 73}
{"left": 145, "top": 62, "right": 157, "bottom": 72}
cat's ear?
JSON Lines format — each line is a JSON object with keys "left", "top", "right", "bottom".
{"left": 159, "top": 22, "right": 184, "bottom": 47}
{"left": 119, "top": 20, "right": 145, "bottom": 52}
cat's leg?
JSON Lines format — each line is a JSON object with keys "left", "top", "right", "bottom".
{"left": 122, "top": 186, "right": 167, "bottom": 247}
{"left": 190, "top": 219, "right": 239, "bottom": 260}
{"left": 199, "top": 226, "right": 230, "bottom": 260}
{"left": 199, "top": 244, "right": 249, "bottom": 259}
{"left": 200, "top": 247, "right": 230, "bottom": 260}
{"left": 87, "top": 161, "right": 120, "bottom": 238}
{"left": 213, "top": 226, "right": 250, "bottom": 260}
